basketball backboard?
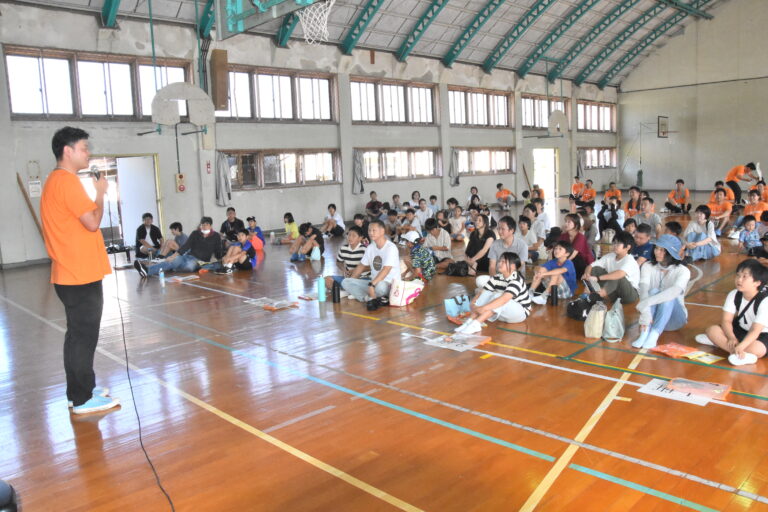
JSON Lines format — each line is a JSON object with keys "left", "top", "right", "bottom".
{"left": 215, "top": 0, "right": 311, "bottom": 40}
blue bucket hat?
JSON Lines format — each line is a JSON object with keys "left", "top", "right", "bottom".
{"left": 653, "top": 234, "right": 682, "bottom": 260}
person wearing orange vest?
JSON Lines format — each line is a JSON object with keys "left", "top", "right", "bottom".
{"left": 575, "top": 179, "right": 597, "bottom": 208}
{"left": 602, "top": 181, "right": 623, "bottom": 207}
{"left": 624, "top": 186, "right": 642, "bottom": 217}
{"left": 665, "top": 179, "right": 691, "bottom": 214}
{"left": 728, "top": 189, "right": 768, "bottom": 239}
{"left": 725, "top": 162, "right": 758, "bottom": 205}
{"left": 570, "top": 176, "right": 585, "bottom": 200}
{"left": 707, "top": 188, "right": 734, "bottom": 236}
{"left": 41, "top": 127, "right": 120, "bottom": 415}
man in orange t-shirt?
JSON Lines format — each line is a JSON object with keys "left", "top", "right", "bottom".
{"left": 665, "top": 178, "right": 691, "bottom": 214}
{"left": 725, "top": 162, "right": 757, "bottom": 204}
{"left": 749, "top": 180, "right": 768, "bottom": 203}
{"left": 570, "top": 176, "right": 585, "bottom": 200}
{"left": 707, "top": 188, "right": 733, "bottom": 236}
{"left": 709, "top": 181, "right": 735, "bottom": 203}
{"left": 728, "top": 189, "right": 768, "bottom": 239}
{"left": 602, "top": 181, "right": 622, "bottom": 207}
{"left": 495, "top": 182, "right": 516, "bottom": 209}
{"left": 40, "top": 127, "right": 118, "bottom": 414}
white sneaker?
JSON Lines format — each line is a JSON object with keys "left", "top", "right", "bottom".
{"left": 454, "top": 321, "right": 471, "bottom": 333}
{"left": 460, "top": 319, "right": 482, "bottom": 334}
{"left": 694, "top": 334, "right": 714, "bottom": 346}
{"left": 532, "top": 294, "right": 548, "bottom": 305}
{"left": 728, "top": 229, "right": 742, "bottom": 240}
{"left": 728, "top": 353, "right": 758, "bottom": 366}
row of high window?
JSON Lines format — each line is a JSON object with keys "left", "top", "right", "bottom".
{"left": 225, "top": 146, "right": 617, "bottom": 190}
{"left": 4, "top": 47, "right": 616, "bottom": 131}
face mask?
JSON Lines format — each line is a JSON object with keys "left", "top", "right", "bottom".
{"left": 201, "top": 229, "right": 211, "bottom": 235}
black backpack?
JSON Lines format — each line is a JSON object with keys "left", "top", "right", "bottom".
{"left": 445, "top": 261, "right": 469, "bottom": 277}
{"left": 566, "top": 295, "right": 595, "bottom": 321}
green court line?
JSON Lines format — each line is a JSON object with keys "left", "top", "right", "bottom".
{"left": 562, "top": 339, "right": 604, "bottom": 359}
{"left": 569, "top": 464, "right": 719, "bottom": 512}
{"left": 687, "top": 270, "right": 735, "bottom": 297}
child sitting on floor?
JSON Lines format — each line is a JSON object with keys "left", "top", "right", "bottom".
{"left": 530, "top": 240, "right": 576, "bottom": 305}
{"left": 454, "top": 251, "right": 531, "bottom": 334}
{"left": 215, "top": 229, "right": 257, "bottom": 275}
{"left": 246, "top": 216, "right": 265, "bottom": 251}
{"left": 289, "top": 223, "right": 324, "bottom": 262}
{"left": 401, "top": 231, "right": 436, "bottom": 281}
{"left": 281, "top": 212, "right": 299, "bottom": 245}
{"left": 325, "top": 226, "right": 367, "bottom": 291}
{"left": 739, "top": 215, "right": 761, "bottom": 256}
{"left": 696, "top": 259, "right": 768, "bottom": 366}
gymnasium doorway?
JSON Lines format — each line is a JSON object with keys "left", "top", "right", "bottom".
{"left": 80, "top": 155, "right": 161, "bottom": 249}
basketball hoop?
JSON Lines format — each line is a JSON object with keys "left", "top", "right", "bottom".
{"left": 297, "top": 0, "right": 335, "bottom": 45}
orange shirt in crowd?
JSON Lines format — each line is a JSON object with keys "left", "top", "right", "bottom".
{"left": 749, "top": 185, "right": 768, "bottom": 203}
{"left": 624, "top": 198, "right": 641, "bottom": 217}
{"left": 725, "top": 165, "right": 749, "bottom": 182}
{"left": 41, "top": 169, "right": 112, "bottom": 285}
{"left": 707, "top": 200, "right": 732, "bottom": 218}
{"left": 571, "top": 182, "right": 584, "bottom": 197}
{"left": 744, "top": 201, "right": 768, "bottom": 219}
{"left": 668, "top": 188, "right": 690, "bottom": 205}
{"left": 581, "top": 188, "right": 597, "bottom": 202}
{"left": 496, "top": 188, "right": 512, "bottom": 200}
{"left": 710, "top": 187, "right": 735, "bottom": 203}
{"left": 604, "top": 189, "right": 622, "bottom": 201}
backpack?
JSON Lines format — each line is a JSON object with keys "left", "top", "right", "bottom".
{"left": 602, "top": 299, "right": 625, "bottom": 343}
{"left": 733, "top": 289, "right": 768, "bottom": 327}
{"left": 445, "top": 261, "right": 469, "bottom": 277}
{"left": 566, "top": 296, "right": 594, "bottom": 321}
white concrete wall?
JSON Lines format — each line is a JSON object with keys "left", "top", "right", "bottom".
{"left": 618, "top": 0, "right": 768, "bottom": 192}
{"left": 0, "top": 3, "right": 617, "bottom": 265}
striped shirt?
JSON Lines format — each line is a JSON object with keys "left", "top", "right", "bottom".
{"left": 337, "top": 243, "right": 367, "bottom": 275}
{"left": 482, "top": 271, "right": 532, "bottom": 316}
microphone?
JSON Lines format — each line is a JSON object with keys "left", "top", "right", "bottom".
{"left": 90, "top": 165, "right": 101, "bottom": 181}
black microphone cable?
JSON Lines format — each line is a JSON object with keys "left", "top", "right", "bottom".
{"left": 98, "top": 167, "right": 175, "bottom": 510}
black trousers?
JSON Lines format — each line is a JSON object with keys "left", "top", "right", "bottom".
{"left": 726, "top": 180, "right": 742, "bottom": 204}
{"left": 54, "top": 280, "right": 103, "bottom": 407}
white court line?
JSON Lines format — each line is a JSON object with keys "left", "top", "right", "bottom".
{"left": 686, "top": 302, "right": 723, "bottom": 309}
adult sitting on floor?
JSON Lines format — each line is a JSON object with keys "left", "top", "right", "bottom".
{"left": 134, "top": 216, "right": 223, "bottom": 277}
{"left": 341, "top": 220, "right": 400, "bottom": 311}
{"left": 582, "top": 231, "right": 640, "bottom": 306}
{"left": 476, "top": 216, "right": 528, "bottom": 290}
{"left": 135, "top": 212, "right": 163, "bottom": 258}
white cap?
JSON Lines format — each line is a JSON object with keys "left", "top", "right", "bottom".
{"left": 401, "top": 231, "right": 421, "bottom": 243}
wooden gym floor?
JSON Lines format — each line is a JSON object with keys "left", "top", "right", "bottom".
{"left": 1, "top": 195, "right": 767, "bottom": 511}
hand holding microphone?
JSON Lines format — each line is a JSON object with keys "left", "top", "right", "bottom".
{"left": 91, "top": 165, "right": 108, "bottom": 194}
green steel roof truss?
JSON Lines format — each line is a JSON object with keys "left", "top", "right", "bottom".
{"left": 656, "top": 0, "right": 712, "bottom": 19}
{"left": 442, "top": 0, "right": 506, "bottom": 68}
{"left": 546, "top": 0, "right": 642, "bottom": 83}
{"left": 597, "top": 0, "right": 713, "bottom": 88}
{"left": 517, "top": 0, "right": 601, "bottom": 79}
{"left": 275, "top": 12, "right": 300, "bottom": 47}
{"left": 101, "top": 0, "right": 121, "bottom": 27}
{"left": 573, "top": 1, "right": 668, "bottom": 86}
{"left": 199, "top": 0, "right": 216, "bottom": 38}
{"left": 341, "top": 0, "right": 387, "bottom": 55}
{"left": 396, "top": 0, "right": 450, "bottom": 62}
{"left": 482, "top": 0, "right": 558, "bottom": 74}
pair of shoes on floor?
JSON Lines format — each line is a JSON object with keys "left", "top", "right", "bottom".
{"left": 290, "top": 253, "right": 306, "bottom": 262}
{"left": 694, "top": 333, "right": 714, "bottom": 346}
{"left": 727, "top": 229, "right": 742, "bottom": 240}
{"left": 531, "top": 294, "right": 548, "bottom": 305}
{"left": 68, "top": 386, "right": 110, "bottom": 408}
{"left": 71, "top": 387, "right": 120, "bottom": 414}
{"left": 366, "top": 298, "right": 380, "bottom": 311}
{"left": 454, "top": 319, "right": 482, "bottom": 334}
{"left": 134, "top": 260, "right": 148, "bottom": 278}
{"left": 728, "top": 353, "right": 758, "bottom": 366}
{"left": 215, "top": 266, "right": 234, "bottom": 275}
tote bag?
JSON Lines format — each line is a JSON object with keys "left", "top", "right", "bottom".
{"left": 389, "top": 279, "right": 424, "bottom": 307}
{"left": 444, "top": 294, "right": 471, "bottom": 317}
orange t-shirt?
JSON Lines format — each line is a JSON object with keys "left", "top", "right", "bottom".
{"left": 581, "top": 188, "right": 596, "bottom": 202}
{"left": 604, "top": 189, "right": 622, "bottom": 201}
{"left": 496, "top": 188, "right": 511, "bottom": 199}
{"left": 571, "top": 182, "right": 584, "bottom": 197}
{"left": 41, "top": 169, "right": 111, "bottom": 285}
{"left": 624, "top": 198, "right": 640, "bottom": 217}
{"left": 532, "top": 188, "right": 545, "bottom": 199}
{"left": 749, "top": 185, "right": 768, "bottom": 203}
{"left": 709, "top": 188, "right": 735, "bottom": 203}
{"left": 667, "top": 188, "right": 690, "bottom": 204}
{"left": 707, "top": 201, "right": 732, "bottom": 218}
{"left": 725, "top": 165, "right": 748, "bottom": 182}
{"left": 744, "top": 201, "right": 768, "bottom": 219}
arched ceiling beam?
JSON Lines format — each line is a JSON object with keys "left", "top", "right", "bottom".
{"left": 275, "top": 12, "right": 299, "bottom": 47}
{"left": 517, "top": 0, "right": 601, "bottom": 79}
{"left": 340, "top": 0, "right": 387, "bottom": 55}
{"left": 482, "top": 0, "right": 558, "bottom": 74}
{"left": 396, "top": 0, "right": 450, "bottom": 62}
{"left": 656, "top": 0, "right": 712, "bottom": 19}
{"left": 101, "top": 0, "right": 121, "bottom": 27}
{"left": 442, "top": 0, "right": 506, "bottom": 68}
{"left": 573, "top": 2, "right": 668, "bottom": 86}
{"left": 198, "top": 0, "right": 216, "bottom": 39}
{"left": 547, "top": 0, "right": 643, "bottom": 83}
{"left": 598, "top": 0, "right": 713, "bottom": 88}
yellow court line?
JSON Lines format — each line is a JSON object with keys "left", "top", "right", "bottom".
{"left": 385, "top": 320, "right": 451, "bottom": 335}
{"left": 570, "top": 358, "right": 669, "bottom": 380}
{"left": 480, "top": 354, "right": 495, "bottom": 359}
{"left": 486, "top": 340, "right": 559, "bottom": 358}
{"left": 519, "top": 350, "right": 647, "bottom": 511}
{"left": 340, "top": 311, "right": 380, "bottom": 321}
{"left": 94, "top": 347, "right": 423, "bottom": 512}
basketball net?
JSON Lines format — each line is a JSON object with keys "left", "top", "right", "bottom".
{"left": 297, "top": 0, "right": 335, "bottom": 46}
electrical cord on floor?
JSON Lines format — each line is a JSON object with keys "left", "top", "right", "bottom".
{"left": 103, "top": 177, "right": 175, "bottom": 511}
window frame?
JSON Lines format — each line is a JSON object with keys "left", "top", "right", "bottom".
{"left": 224, "top": 148, "right": 341, "bottom": 190}
{"left": 520, "top": 93, "right": 569, "bottom": 129}
{"left": 4, "top": 45, "right": 191, "bottom": 121}
{"left": 350, "top": 76, "right": 437, "bottom": 126}
{"left": 357, "top": 147, "right": 442, "bottom": 181}
{"left": 448, "top": 86, "right": 511, "bottom": 128}
{"left": 453, "top": 147, "right": 516, "bottom": 175}
{"left": 577, "top": 100, "right": 616, "bottom": 133}
{"left": 580, "top": 147, "right": 617, "bottom": 169}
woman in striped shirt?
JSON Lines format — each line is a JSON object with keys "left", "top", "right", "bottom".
{"left": 454, "top": 252, "right": 532, "bottom": 334}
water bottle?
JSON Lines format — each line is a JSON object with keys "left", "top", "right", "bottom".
{"left": 159, "top": 268, "right": 165, "bottom": 287}
{"left": 270, "top": 231, "right": 276, "bottom": 244}
{"left": 317, "top": 278, "right": 326, "bottom": 302}
{"left": 332, "top": 281, "right": 341, "bottom": 303}
{"left": 549, "top": 285, "right": 558, "bottom": 306}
